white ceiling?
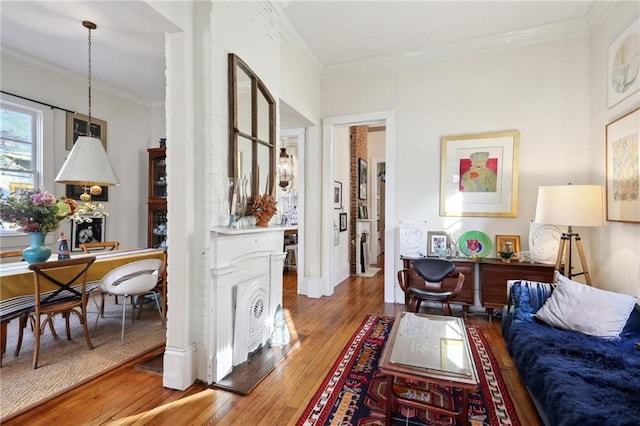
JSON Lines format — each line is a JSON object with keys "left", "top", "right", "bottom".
{"left": 0, "top": 1, "right": 603, "bottom": 106}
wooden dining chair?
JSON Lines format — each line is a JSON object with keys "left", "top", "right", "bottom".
{"left": 15, "top": 257, "right": 96, "bottom": 369}
{"left": 0, "top": 249, "right": 24, "bottom": 263}
{"left": 80, "top": 241, "right": 120, "bottom": 253}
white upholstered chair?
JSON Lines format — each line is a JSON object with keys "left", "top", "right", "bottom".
{"left": 94, "top": 258, "right": 164, "bottom": 344}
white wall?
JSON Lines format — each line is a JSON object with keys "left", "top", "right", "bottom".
{"left": 322, "top": 35, "right": 593, "bottom": 295}
{"left": 332, "top": 126, "right": 350, "bottom": 282}
{"left": 0, "top": 50, "right": 160, "bottom": 250}
{"left": 589, "top": 2, "right": 640, "bottom": 297}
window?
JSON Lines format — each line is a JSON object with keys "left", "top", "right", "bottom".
{"left": 0, "top": 101, "right": 40, "bottom": 197}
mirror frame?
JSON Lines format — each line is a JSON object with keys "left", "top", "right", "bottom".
{"left": 228, "top": 53, "right": 276, "bottom": 202}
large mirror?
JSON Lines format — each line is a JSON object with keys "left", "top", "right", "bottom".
{"left": 229, "top": 53, "right": 276, "bottom": 202}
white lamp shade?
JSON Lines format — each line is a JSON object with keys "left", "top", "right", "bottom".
{"left": 55, "top": 136, "right": 120, "bottom": 186}
{"left": 534, "top": 185, "right": 605, "bottom": 227}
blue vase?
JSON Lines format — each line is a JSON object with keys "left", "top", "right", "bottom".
{"left": 23, "top": 232, "right": 52, "bottom": 264}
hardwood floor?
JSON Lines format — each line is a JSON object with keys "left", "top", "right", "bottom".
{"left": 5, "top": 258, "right": 542, "bottom": 425}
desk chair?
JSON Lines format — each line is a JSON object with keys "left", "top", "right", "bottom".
{"left": 397, "top": 258, "right": 465, "bottom": 316}
{"left": 94, "top": 258, "right": 164, "bottom": 344}
{"left": 15, "top": 257, "right": 96, "bottom": 369}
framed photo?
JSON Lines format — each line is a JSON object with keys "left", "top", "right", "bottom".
{"left": 606, "top": 107, "right": 640, "bottom": 223}
{"left": 70, "top": 217, "right": 105, "bottom": 251}
{"left": 339, "top": 212, "right": 348, "bottom": 232}
{"left": 427, "top": 231, "right": 449, "bottom": 256}
{"left": 495, "top": 234, "right": 521, "bottom": 255}
{"left": 440, "top": 130, "right": 519, "bottom": 217}
{"left": 65, "top": 185, "right": 108, "bottom": 202}
{"left": 358, "top": 203, "right": 368, "bottom": 219}
{"left": 358, "top": 158, "right": 368, "bottom": 200}
{"left": 66, "top": 112, "right": 107, "bottom": 151}
{"left": 608, "top": 17, "right": 640, "bottom": 108}
{"left": 333, "top": 181, "right": 342, "bottom": 209}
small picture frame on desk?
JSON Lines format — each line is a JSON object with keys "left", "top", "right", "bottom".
{"left": 427, "top": 231, "right": 449, "bottom": 256}
{"left": 495, "top": 234, "right": 521, "bottom": 259}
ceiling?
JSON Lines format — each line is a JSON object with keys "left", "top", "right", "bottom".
{"left": 1, "top": 1, "right": 602, "bottom": 106}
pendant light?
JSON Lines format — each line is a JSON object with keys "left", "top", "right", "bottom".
{"left": 56, "top": 20, "right": 120, "bottom": 197}
{"left": 278, "top": 144, "right": 293, "bottom": 191}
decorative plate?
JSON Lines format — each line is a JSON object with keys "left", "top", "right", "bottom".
{"left": 529, "top": 223, "right": 562, "bottom": 264}
{"left": 458, "top": 230, "right": 493, "bottom": 258}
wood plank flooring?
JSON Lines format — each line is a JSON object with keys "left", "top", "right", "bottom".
{"left": 4, "top": 258, "right": 542, "bottom": 425}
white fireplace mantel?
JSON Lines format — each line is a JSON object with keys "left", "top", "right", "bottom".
{"left": 208, "top": 226, "right": 288, "bottom": 383}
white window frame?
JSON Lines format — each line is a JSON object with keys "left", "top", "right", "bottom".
{"left": 0, "top": 93, "right": 54, "bottom": 240}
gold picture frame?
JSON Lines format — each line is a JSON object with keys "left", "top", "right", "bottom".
{"left": 606, "top": 107, "right": 640, "bottom": 223}
{"left": 495, "top": 234, "right": 521, "bottom": 256}
{"left": 440, "top": 130, "right": 519, "bottom": 217}
{"left": 66, "top": 112, "right": 107, "bottom": 151}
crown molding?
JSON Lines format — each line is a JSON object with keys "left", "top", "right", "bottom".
{"left": 274, "top": 2, "right": 324, "bottom": 77}
{"left": 321, "top": 17, "right": 593, "bottom": 80}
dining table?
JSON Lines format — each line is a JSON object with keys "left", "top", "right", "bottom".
{"left": 0, "top": 248, "right": 166, "bottom": 359}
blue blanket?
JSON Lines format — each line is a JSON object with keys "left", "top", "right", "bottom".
{"left": 503, "top": 281, "right": 640, "bottom": 426}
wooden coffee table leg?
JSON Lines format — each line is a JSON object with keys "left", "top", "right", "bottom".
{"left": 386, "top": 374, "right": 394, "bottom": 424}
{"left": 459, "top": 388, "right": 470, "bottom": 426}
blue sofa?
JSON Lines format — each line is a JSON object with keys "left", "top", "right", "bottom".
{"left": 502, "top": 280, "right": 640, "bottom": 426}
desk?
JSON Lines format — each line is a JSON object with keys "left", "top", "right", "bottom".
{"left": 401, "top": 256, "right": 554, "bottom": 320}
{"left": 0, "top": 248, "right": 166, "bottom": 356}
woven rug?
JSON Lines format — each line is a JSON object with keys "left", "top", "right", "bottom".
{"left": 297, "top": 314, "right": 521, "bottom": 426}
{"left": 0, "top": 296, "right": 166, "bottom": 421}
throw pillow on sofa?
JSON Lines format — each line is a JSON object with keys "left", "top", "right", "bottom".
{"left": 534, "top": 274, "right": 637, "bottom": 338}
{"left": 621, "top": 303, "right": 640, "bottom": 339}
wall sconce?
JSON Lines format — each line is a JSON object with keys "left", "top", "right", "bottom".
{"left": 278, "top": 145, "right": 293, "bottom": 191}
{"left": 56, "top": 21, "right": 119, "bottom": 197}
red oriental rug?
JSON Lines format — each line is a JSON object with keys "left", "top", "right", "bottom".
{"left": 297, "top": 314, "right": 521, "bottom": 426}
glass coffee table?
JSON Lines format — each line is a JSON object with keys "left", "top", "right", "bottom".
{"left": 379, "top": 312, "right": 479, "bottom": 426}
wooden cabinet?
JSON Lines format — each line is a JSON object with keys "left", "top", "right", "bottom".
{"left": 480, "top": 260, "right": 554, "bottom": 318}
{"left": 147, "top": 148, "right": 167, "bottom": 248}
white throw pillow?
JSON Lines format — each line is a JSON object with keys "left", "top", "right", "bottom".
{"left": 534, "top": 274, "right": 637, "bottom": 338}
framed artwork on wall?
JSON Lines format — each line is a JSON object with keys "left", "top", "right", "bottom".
{"left": 70, "top": 217, "right": 105, "bottom": 251}
{"left": 607, "top": 17, "right": 640, "bottom": 108}
{"left": 440, "top": 130, "right": 519, "bottom": 217}
{"left": 66, "top": 112, "right": 107, "bottom": 151}
{"left": 358, "top": 158, "right": 368, "bottom": 200}
{"left": 333, "top": 181, "right": 342, "bottom": 209}
{"left": 339, "top": 212, "right": 348, "bottom": 232}
{"left": 606, "top": 107, "right": 640, "bottom": 223}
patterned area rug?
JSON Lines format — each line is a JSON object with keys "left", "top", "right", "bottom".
{"left": 297, "top": 314, "right": 521, "bottom": 426}
{"left": 0, "top": 296, "right": 166, "bottom": 421}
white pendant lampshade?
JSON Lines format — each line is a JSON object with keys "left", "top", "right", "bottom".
{"left": 55, "top": 136, "right": 120, "bottom": 186}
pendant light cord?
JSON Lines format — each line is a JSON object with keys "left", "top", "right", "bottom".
{"left": 83, "top": 20, "right": 96, "bottom": 135}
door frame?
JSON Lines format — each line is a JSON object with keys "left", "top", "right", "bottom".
{"left": 322, "top": 110, "right": 397, "bottom": 303}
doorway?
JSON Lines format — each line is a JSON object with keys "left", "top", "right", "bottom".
{"left": 322, "top": 110, "right": 397, "bottom": 303}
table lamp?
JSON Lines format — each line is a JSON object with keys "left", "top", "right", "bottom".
{"left": 534, "top": 184, "right": 605, "bottom": 285}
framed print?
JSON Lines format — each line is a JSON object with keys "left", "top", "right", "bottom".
{"left": 358, "top": 158, "right": 368, "bottom": 200}
{"left": 440, "top": 130, "right": 519, "bottom": 217}
{"left": 427, "top": 231, "right": 449, "bottom": 256}
{"left": 70, "top": 217, "right": 105, "bottom": 251}
{"left": 606, "top": 107, "right": 640, "bottom": 223}
{"left": 339, "top": 212, "right": 348, "bottom": 232}
{"left": 608, "top": 17, "right": 640, "bottom": 108}
{"left": 66, "top": 112, "right": 107, "bottom": 151}
{"left": 66, "top": 184, "right": 108, "bottom": 202}
{"left": 333, "top": 181, "right": 342, "bottom": 209}
{"left": 495, "top": 234, "right": 521, "bottom": 255}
